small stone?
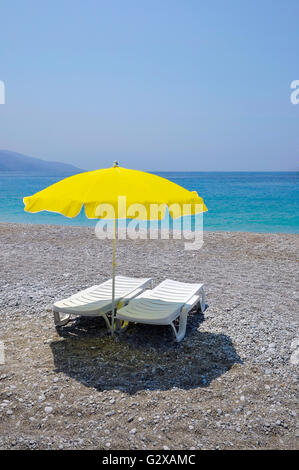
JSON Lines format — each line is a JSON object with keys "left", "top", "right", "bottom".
{"left": 290, "top": 338, "right": 299, "bottom": 351}
{"left": 44, "top": 406, "right": 53, "bottom": 414}
{"left": 130, "top": 428, "right": 137, "bottom": 435}
{"left": 290, "top": 349, "right": 299, "bottom": 366}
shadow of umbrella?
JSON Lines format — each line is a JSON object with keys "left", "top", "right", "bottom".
{"left": 50, "top": 311, "right": 242, "bottom": 394}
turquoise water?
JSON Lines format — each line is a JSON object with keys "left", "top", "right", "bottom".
{"left": 0, "top": 171, "right": 298, "bottom": 233}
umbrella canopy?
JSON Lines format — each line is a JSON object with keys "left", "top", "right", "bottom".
{"left": 23, "top": 162, "right": 207, "bottom": 335}
{"left": 23, "top": 163, "right": 207, "bottom": 219}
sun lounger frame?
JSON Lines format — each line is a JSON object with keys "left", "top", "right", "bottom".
{"left": 52, "top": 276, "right": 153, "bottom": 331}
{"left": 116, "top": 279, "right": 206, "bottom": 342}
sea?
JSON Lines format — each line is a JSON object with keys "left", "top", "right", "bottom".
{"left": 0, "top": 171, "right": 298, "bottom": 233}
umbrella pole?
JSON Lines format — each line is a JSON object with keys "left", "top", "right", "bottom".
{"left": 111, "top": 217, "right": 117, "bottom": 336}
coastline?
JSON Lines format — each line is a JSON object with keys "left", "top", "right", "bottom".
{"left": 0, "top": 220, "right": 298, "bottom": 235}
{"left": 0, "top": 222, "right": 298, "bottom": 449}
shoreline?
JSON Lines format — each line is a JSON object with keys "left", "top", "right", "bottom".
{"left": 0, "top": 223, "right": 297, "bottom": 450}
{"left": 1, "top": 220, "right": 298, "bottom": 236}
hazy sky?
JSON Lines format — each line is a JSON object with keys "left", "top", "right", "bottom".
{"left": 0, "top": 0, "right": 298, "bottom": 171}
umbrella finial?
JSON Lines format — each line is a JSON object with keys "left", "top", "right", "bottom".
{"left": 113, "top": 160, "right": 119, "bottom": 167}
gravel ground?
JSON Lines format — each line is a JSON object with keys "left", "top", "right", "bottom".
{"left": 0, "top": 222, "right": 298, "bottom": 450}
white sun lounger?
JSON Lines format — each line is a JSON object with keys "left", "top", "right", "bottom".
{"left": 116, "top": 279, "right": 205, "bottom": 342}
{"left": 53, "top": 275, "right": 153, "bottom": 331}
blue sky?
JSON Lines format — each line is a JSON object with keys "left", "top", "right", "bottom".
{"left": 0, "top": 0, "right": 298, "bottom": 171}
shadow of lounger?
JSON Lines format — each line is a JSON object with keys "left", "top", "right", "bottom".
{"left": 50, "top": 316, "right": 242, "bottom": 394}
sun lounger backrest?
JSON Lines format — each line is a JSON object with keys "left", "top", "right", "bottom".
{"left": 150, "top": 279, "right": 203, "bottom": 304}
{"left": 70, "top": 276, "right": 151, "bottom": 301}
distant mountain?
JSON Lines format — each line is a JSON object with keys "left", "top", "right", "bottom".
{"left": 0, "top": 150, "right": 85, "bottom": 175}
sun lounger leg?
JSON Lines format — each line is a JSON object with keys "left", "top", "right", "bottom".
{"left": 53, "top": 311, "right": 71, "bottom": 327}
{"left": 199, "top": 287, "right": 206, "bottom": 313}
{"left": 102, "top": 314, "right": 112, "bottom": 333}
{"left": 170, "top": 310, "right": 188, "bottom": 342}
{"left": 198, "top": 287, "right": 206, "bottom": 313}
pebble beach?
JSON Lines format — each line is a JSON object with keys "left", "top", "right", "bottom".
{"left": 0, "top": 222, "right": 298, "bottom": 450}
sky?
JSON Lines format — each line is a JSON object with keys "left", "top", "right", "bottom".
{"left": 0, "top": 0, "right": 298, "bottom": 171}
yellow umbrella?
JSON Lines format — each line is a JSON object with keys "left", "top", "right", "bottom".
{"left": 24, "top": 161, "right": 207, "bottom": 333}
